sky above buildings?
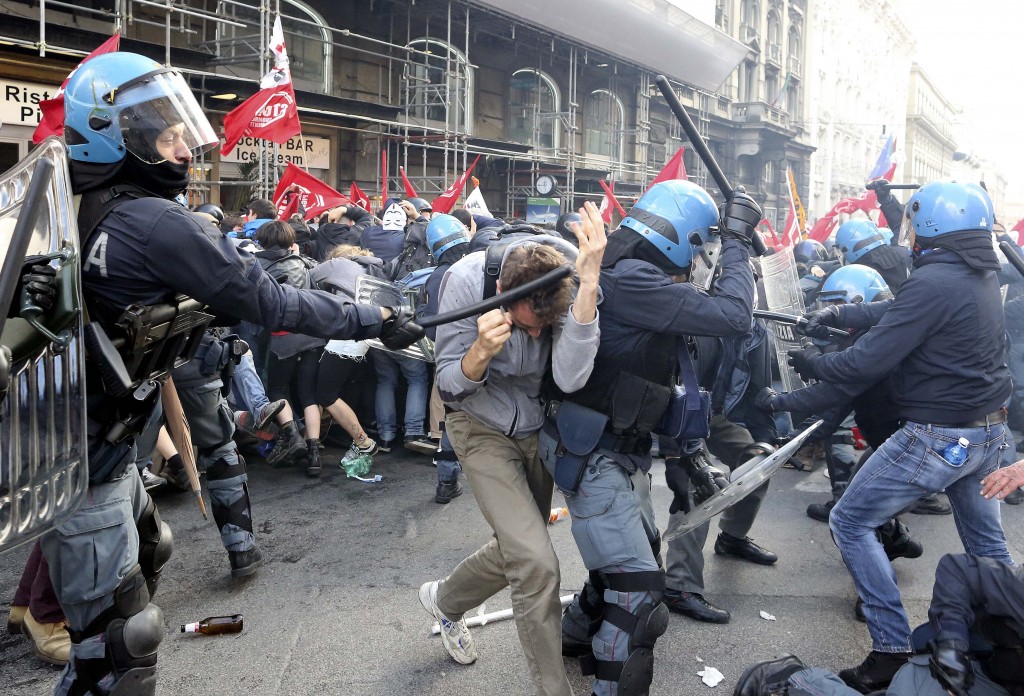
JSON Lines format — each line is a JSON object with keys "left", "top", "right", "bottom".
{"left": 899, "top": 0, "right": 1024, "bottom": 203}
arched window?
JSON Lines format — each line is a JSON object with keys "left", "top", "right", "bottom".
{"left": 213, "top": 0, "right": 332, "bottom": 94}
{"left": 508, "top": 69, "right": 560, "bottom": 149}
{"left": 585, "top": 89, "right": 624, "bottom": 160}
{"left": 405, "top": 38, "right": 473, "bottom": 134}
{"left": 788, "top": 26, "right": 802, "bottom": 61}
{"left": 767, "top": 11, "right": 781, "bottom": 46}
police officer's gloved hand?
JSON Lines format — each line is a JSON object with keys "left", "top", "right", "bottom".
{"left": 379, "top": 307, "right": 425, "bottom": 350}
{"left": 797, "top": 305, "right": 842, "bottom": 339}
{"left": 663, "top": 456, "right": 692, "bottom": 515}
{"left": 865, "top": 178, "right": 895, "bottom": 205}
{"left": 683, "top": 451, "right": 729, "bottom": 506}
{"left": 787, "top": 345, "right": 822, "bottom": 382}
{"left": 754, "top": 387, "right": 778, "bottom": 412}
{"left": 719, "top": 190, "right": 762, "bottom": 248}
{"left": 928, "top": 639, "right": 973, "bottom": 696}
{"left": 8, "top": 256, "right": 57, "bottom": 318}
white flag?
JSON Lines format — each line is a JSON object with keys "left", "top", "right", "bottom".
{"left": 464, "top": 187, "right": 491, "bottom": 217}
{"left": 260, "top": 16, "right": 292, "bottom": 89}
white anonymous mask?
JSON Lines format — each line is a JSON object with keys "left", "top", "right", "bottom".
{"left": 382, "top": 203, "right": 406, "bottom": 231}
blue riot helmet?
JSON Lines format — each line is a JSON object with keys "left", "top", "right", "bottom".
{"left": 878, "top": 227, "right": 894, "bottom": 244}
{"left": 63, "top": 52, "right": 218, "bottom": 164}
{"left": 406, "top": 197, "right": 433, "bottom": 216}
{"left": 426, "top": 214, "right": 471, "bottom": 259}
{"left": 901, "top": 180, "right": 994, "bottom": 248}
{"left": 835, "top": 219, "right": 887, "bottom": 265}
{"left": 620, "top": 179, "right": 719, "bottom": 271}
{"left": 816, "top": 264, "right": 893, "bottom": 305}
{"left": 793, "top": 239, "right": 828, "bottom": 265}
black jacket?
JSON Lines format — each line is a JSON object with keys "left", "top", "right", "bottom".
{"left": 859, "top": 244, "right": 912, "bottom": 293}
{"left": 811, "top": 249, "right": 1010, "bottom": 424}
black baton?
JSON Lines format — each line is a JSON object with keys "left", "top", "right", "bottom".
{"left": 654, "top": 74, "right": 767, "bottom": 257}
{"left": 999, "top": 241, "right": 1024, "bottom": 280}
{"left": 754, "top": 309, "right": 850, "bottom": 338}
{"left": 418, "top": 265, "right": 572, "bottom": 329}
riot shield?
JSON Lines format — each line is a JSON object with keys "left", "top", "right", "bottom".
{"left": 355, "top": 275, "right": 434, "bottom": 362}
{"left": 663, "top": 420, "right": 822, "bottom": 541}
{"left": 760, "top": 246, "right": 808, "bottom": 394}
{"left": 0, "top": 138, "right": 88, "bottom": 554}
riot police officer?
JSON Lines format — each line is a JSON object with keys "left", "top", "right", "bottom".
{"left": 554, "top": 180, "right": 760, "bottom": 695}
{"left": 785, "top": 181, "right": 1013, "bottom": 692}
{"left": 41, "top": 51, "right": 422, "bottom": 696}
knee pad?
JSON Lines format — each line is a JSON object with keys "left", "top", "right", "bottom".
{"left": 137, "top": 498, "right": 173, "bottom": 596}
{"left": 205, "top": 446, "right": 246, "bottom": 483}
{"left": 114, "top": 565, "right": 152, "bottom": 621}
{"left": 104, "top": 603, "right": 163, "bottom": 696}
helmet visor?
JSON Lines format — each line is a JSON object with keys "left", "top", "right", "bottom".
{"left": 689, "top": 238, "right": 721, "bottom": 291}
{"left": 114, "top": 69, "right": 218, "bottom": 164}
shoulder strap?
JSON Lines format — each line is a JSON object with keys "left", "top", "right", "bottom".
{"left": 77, "top": 184, "right": 150, "bottom": 241}
{"left": 482, "top": 242, "right": 510, "bottom": 301}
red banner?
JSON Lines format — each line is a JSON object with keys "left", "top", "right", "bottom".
{"left": 220, "top": 83, "right": 302, "bottom": 156}
{"left": 349, "top": 182, "right": 370, "bottom": 212}
{"left": 33, "top": 33, "right": 121, "bottom": 143}
{"left": 432, "top": 155, "right": 481, "bottom": 214}
{"left": 399, "top": 167, "right": 418, "bottom": 198}
{"left": 647, "top": 147, "right": 688, "bottom": 189}
{"left": 598, "top": 179, "right": 627, "bottom": 221}
{"left": 272, "top": 163, "right": 349, "bottom": 221}
{"left": 380, "top": 150, "right": 388, "bottom": 210}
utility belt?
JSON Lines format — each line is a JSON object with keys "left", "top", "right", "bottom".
{"left": 541, "top": 400, "right": 649, "bottom": 496}
{"left": 922, "top": 408, "right": 1007, "bottom": 430}
{"left": 82, "top": 295, "right": 213, "bottom": 483}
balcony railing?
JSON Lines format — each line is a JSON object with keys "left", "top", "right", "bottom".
{"left": 731, "top": 101, "right": 792, "bottom": 129}
{"left": 788, "top": 55, "right": 802, "bottom": 77}
{"left": 741, "top": 23, "right": 759, "bottom": 44}
{"left": 766, "top": 43, "right": 783, "bottom": 66}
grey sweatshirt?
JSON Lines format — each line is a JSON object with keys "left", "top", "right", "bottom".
{"left": 435, "top": 250, "right": 600, "bottom": 438}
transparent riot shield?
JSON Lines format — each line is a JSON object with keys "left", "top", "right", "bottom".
{"left": 0, "top": 138, "right": 88, "bottom": 554}
{"left": 760, "top": 246, "right": 808, "bottom": 393}
{"left": 355, "top": 275, "right": 434, "bottom": 362}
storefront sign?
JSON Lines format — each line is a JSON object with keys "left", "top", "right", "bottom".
{"left": 0, "top": 79, "right": 56, "bottom": 127}
{"left": 219, "top": 134, "right": 330, "bottom": 169}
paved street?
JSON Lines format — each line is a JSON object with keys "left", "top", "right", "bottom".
{"left": 3, "top": 444, "right": 1022, "bottom": 695}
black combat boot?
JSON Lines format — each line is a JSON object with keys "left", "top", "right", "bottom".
{"left": 229, "top": 546, "right": 264, "bottom": 578}
{"left": 877, "top": 518, "right": 923, "bottom": 561}
{"left": 838, "top": 650, "right": 911, "bottom": 693}
{"left": 305, "top": 439, "right": 321, "bottom": 477}
{"left": 266, "top": 421, "right": 304, "bottom": 468}
{"left": 734, "top": 654, "right": 807, "bottom": 696}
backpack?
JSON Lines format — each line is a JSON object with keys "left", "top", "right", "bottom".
{"left": 387, "top": 221, "right": 434, "bottom": 281}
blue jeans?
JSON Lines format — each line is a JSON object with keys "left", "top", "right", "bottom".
{"left": 231, "top": 352, "right": 270, "bottom": 415}
{"left": 435, "top": 428, "right": 462, "bottom": 483}
{"left": 830, "top": 421, "right": 1012, "bottom": 652}
{"left": 372, "top": 351, "right": 429, "bottom": 440}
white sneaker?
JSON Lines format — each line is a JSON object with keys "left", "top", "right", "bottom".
{"left": 418, "top": 580, "right": 477, "bottom": 665}
{"left": 140, "top": 467, "right": 166, "bottom": 491}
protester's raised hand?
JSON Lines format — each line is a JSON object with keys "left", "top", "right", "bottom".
{"left": 569, "top": 201, "right": 607, "bottom": 288}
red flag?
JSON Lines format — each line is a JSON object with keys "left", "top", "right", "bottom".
{"left": 349, "top": 182, "right": 370, "bottom": 212}
{"left": 278, "top": 186, "right": 301, "bottom": 220}
{"left": 758, "top": 219, "right": 782, "bottom": 247}
{"left": 598, "top": 179, "right": 627, "bottom": 221}
{"left": 432, "top": 155, "right": 481, "bottom": 214}
{"left": 380, "top": 150, "right": 389, "bottom": 209}
{"left": 272, "top": 163, "right": 349, "bottom": 221}
{"left": 647, "top": 147, "right": 688, "bottom": 189}
{"left": 399, "top": 167, "right": 418, "bottom": 198}
{"left": 220, "top": 83, "right": 301, "bottom": 156}
{"left": 33, "top": 33, "right": 121, "bottom": 143}
{"left": 807, "top": 191, "right": 881, "bottom": 243}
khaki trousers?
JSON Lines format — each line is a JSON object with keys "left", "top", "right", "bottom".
{"left": 436, "top": 410, "right": 572, "bottom": 696}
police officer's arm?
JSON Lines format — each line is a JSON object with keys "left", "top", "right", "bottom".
{"left": 772, "top": 379, "right": 862, "bottom": 418}
{"left": 811, "top": 275, "right": 945, "bottom": 385}
{"left": 146, "top": 208, "right": 384, "bottom": 340}
{"left": 613, "top": 238, "right": 754, "bottom": 337}
{"left": 833, "top": 298, "right": 894, "bottom": 330}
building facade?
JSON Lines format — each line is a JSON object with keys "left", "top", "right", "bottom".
{"left": 0, "top": 0, "right": 824, "bottom": 224}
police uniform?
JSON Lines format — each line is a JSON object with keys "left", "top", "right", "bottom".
{"left": 555, "top": 185, "right": 757, "bottom": 696}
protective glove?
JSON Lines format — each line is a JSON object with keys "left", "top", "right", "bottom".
{"left": 928, "top": 640, "right": 973, "bottom": 696}
{"left": 718, "top": 189, "right": 762, "bottom": 247}
{"left": 663, "top": 456, "right": 693, "bottom": 515}
{"left": 754, "top": 387, "right": 778, "bottom": 412}
{"left": 379, "top": 307, "right": 425, "bottom": 350}
{"left": 683, "top": 451, "right": 730, "bottom": 506}
{"left": 8, "top": 256, "right": 57, "bottom": 318}
{"left": 865, "top": 178, "right": 896, "bottom": 205}
{"left": 796, "top": 305, "right": 842, "bottom": 339}
{"left": 787, "top": 345, "right": 822, "bottom": 382}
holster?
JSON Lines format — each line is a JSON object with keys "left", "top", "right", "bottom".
{"left": 541, "top": 401, "right": 607, "bottom": 495}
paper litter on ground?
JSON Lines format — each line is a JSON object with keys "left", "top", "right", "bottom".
{"left": 759, "top": 610, "right": 777, "bottom": 621}
{"left": 698, "top": 666, "right": 724, "bottom": 687}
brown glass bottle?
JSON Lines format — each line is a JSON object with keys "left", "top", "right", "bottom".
{"left": 180, "top": 614, "right": 243, "bottom": 635}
